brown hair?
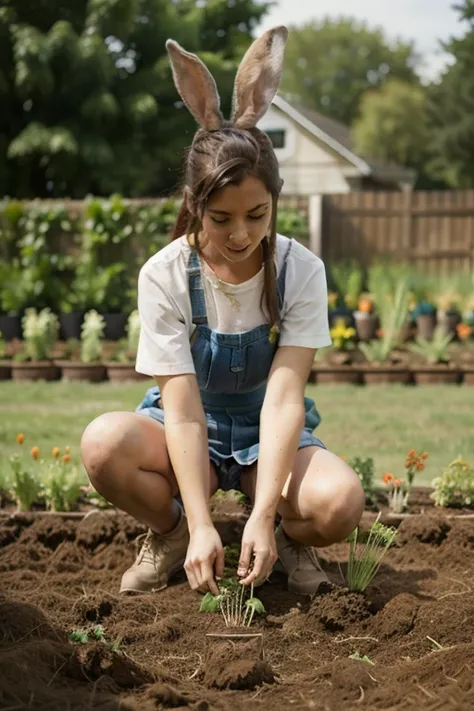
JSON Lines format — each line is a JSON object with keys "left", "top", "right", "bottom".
{"left": 172, "top": 124, "right": 283, "bottom": 329}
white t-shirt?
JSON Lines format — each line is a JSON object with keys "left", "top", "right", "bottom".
{"left": 136, "top": 234, "right": 332, "bottom": 376}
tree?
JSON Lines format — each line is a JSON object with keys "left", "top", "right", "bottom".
{"left": 280, "top": 18, "right": 420, "bottom": 126}
{"left": 0, "top": 0, "right": 270, "bottom": 198}
{"left": 353, "top": 79, "right": 430, "bottom": 183}
{"left": 428, "top": 0, "right": 474, "bottom": 187}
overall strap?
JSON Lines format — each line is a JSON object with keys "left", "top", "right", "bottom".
{"left": 186, "top": 249, "right": 208, "bottom": 326}
{"left": 277, "top": 238, "right": 293, "bottom": 312}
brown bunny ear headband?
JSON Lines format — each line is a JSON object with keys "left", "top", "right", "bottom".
{"left": 165, "top": 26, "right": 288, "bottom": 131}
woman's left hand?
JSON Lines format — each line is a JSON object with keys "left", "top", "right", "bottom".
{"left": 237, "top": 513, "right": 278, "bottom": 587}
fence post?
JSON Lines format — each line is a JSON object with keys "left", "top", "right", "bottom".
{"left": 308, "top": 194, "right": 323, "bottom": 256}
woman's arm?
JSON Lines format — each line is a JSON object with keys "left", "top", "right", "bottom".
{"left": 238, "top": 345, "right": 316, "bottom": 585}
{"left": 158, "top": 373, "right": 225, "bottom": 594}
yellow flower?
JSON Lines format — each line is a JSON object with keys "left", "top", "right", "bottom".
{"left": 52, "top": 447, "right": 60, "bottom": 459}
{"left": 16, "top": 433, "right": 25, "bottom": 445}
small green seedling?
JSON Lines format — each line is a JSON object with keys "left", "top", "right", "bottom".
{"left": 346, "top": 517, "right": 397, "bottom": 593}
{"left": 68, "top": 624, "right": 119, "bottom": 649}
{"left": 349, "top": 652, "right": 375, "bottom": 665}
{"left": 199, "top": 545, "right": 266, "bottom": 628}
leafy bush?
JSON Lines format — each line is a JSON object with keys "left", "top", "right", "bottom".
{"left": 276, "top": 207, "right": 308, "bottom": 241}
{"left": 431, "top": 457, "right": 474, "bottom": 508}
{"left": 42, "top": 462, "right": 87, "bottom": 512}
{"left": 350, "top": 456, "right": 376, "bottom": 505}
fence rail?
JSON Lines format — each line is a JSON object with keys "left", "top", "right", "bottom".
{"left": 321, "top": 190, "right": 474, "bottom": 273}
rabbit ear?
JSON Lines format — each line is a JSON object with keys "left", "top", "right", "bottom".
{"left": 166, "top": 40, "right": 223, "bottom": 130}
{"left": 231, "top": 26, "right": 288, "bottom": 129}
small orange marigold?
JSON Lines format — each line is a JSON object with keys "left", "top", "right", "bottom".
{"left": 52, "top": 447, "right": 60, "bottom": 459}
{"left": 382, "top": 473, "right": 393, "bottom": 484}
{"left": 31, "top": 446, "right": 39, "bottom": 460}
{"left": 16, "top": 433, "right": 25, "bottom": 445}
{"left": 393, "top": 478, "right": 402, "bottom": 488}
{"left": 62, "top": 454, "right": 71, "bottom": 463}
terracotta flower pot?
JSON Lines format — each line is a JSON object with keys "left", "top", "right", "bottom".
{"left": 56, "top": 361, "right": 107, "bottom": 382}
{"left": 411, "top": 365, "right": 460, "bottom": 385}
{"left": 360, "top": 364, "right": 411, "bottom": 385}
{"left": 11, "top": 361, "right": 60, "bottom": 382}
{"left": 105, "top": 363, "right": 149, "bottom": 383}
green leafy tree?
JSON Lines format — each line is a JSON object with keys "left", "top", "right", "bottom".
{"left": 428, "top": 0, "right": 474, "bottom": 187}
{"left": 280, "top": 18, "right": 420, "bottom": 126}
{"left": 0, "top": 0, "right": 270, "bottom": 198}
{"left": 353, "top": 79, "right": 432, "bottom": 184}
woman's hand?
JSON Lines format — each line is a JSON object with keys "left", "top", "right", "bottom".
{"left": 184, "top": 524, "right": 225, "bottom": 595}
{"left": 238, "top": 514, "right": 278, "bottom": 587}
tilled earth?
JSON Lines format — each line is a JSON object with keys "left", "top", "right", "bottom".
{"left": 1, "top": 507, "right": 474, "bottom": 710}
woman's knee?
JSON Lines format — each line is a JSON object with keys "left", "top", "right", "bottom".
{"left": 80, "top": 412, "right": 131, "bottom": 488}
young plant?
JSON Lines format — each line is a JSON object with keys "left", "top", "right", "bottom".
{"left": 42, "top": 460, "right": 87, "bottom": 512}
{"left": 346, "top": 518, "right": 397, "bottom": 593}
{"left": 21, "top": 308, "right": 59, "bottom": 361}
{"left": 80, "top": 310, "right": 105, "bottom": 363}
{"left": 431, "top": 457, "right": 474, "bottom": 508}
{"left": 199, "top": 545, "right": 266, "bottom": 628}
{"left": 8, "top": 454, "right": 43, "bottom": 511}
{"left": 350, "top": 456, "right": 376, "bottom": 505}
{"left": 408, "top": 325, "right": 453, "bottom": 364}
{"left": 359, "top": 279, "right": 410, "bottom": 363}
{"left": 382, "top": 474, "right": 406, "bottom": 513}
{"left": 330, "top": 319, "right": 357, "bottom": 352}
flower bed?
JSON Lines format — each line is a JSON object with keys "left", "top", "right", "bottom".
{"left": 2, "top": 507, "right": 474, "bottom": 711}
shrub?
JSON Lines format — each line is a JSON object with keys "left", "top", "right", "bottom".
{"left": 431, "top": 457, "right": 474, "bottom": 508}
{"left": 350, "top": 456, "right": 376, "bottom": 505}
{"left": 21, "top": 308, "right": 59, "bottom": 361}
{"left": 80, "top": 310, "right": 105, "bottom": 363}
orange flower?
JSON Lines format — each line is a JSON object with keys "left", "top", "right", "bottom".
{"left": 393, "top": 478, "right": 402, "bottom": 488}
{"left": 62, "top": 454, "right": 71, "bottom": 463}
{"left": 16, "top": 433, "right": 24, "bottom": 445}
{"left": 382, "top": 473, "right": 393, "bottom": 484}
{"left": 31, "top": 446, "right": 39, "bottom": 460}
{"left": 407, "top": 449, "right": 416, "bottom": 457}
{"left": 421, "top": 452, "right": 428, "bottom": 460}
{"left": 456, "top": 323, "right": 472, "bottom": 341}
{"left": 52, "top": 447, "right": 60, "bottom": 459}
{"left": 416, "top": 461, "right": 425, "bottom": 471}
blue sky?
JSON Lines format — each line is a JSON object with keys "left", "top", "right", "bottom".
{"left": 259, "top": 0, "right": 464, "bottom": 81}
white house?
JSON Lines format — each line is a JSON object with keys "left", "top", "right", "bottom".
{"left": 257, "top": 95, "right": 416, "bottom": 195}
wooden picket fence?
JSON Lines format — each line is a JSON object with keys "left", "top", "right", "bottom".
{"left": 321, "top": 190, "right": 474, "bottom": 273}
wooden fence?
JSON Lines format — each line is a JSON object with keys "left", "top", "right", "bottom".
{"left": 321, "top": 190, "right": 474, "bottom": 273}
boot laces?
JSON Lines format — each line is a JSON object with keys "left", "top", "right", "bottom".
{"left": 135, "top": 531, "right": 171, "bottom": 567}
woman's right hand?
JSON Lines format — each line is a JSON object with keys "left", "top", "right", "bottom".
{"left": 184, "top": 524, "right": 225, "bottom": 595}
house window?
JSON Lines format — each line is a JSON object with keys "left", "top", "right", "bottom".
{"left": 266, "top": 129, "right": 286, "bottom": 149}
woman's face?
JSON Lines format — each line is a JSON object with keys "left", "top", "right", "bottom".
{"left": 200, "top": 174, "right": 272, "bottom": 265}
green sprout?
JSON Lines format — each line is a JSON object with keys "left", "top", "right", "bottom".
{"left": 346, "top": 518, "right": 397, "bottom": 593}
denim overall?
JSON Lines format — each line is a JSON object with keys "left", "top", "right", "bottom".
{"left": 136, "top": 239, "right": 326, "bottom": 490}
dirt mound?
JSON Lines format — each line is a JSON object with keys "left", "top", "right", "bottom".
{"left": 204, "top": 639, "right": 275, "bottom": 690}
{"left": 2, "top": 511, "right": 474, "bottom": 710}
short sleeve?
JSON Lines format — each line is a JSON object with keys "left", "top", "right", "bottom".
{"left": 135, "top": 264, "right": 195, "bottom": 376}
{"left": 279, "top": 256, "right": 332, "bottom": 349}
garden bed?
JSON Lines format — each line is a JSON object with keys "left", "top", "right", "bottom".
{"left": 2, "top": 507, "right": 474, "bottom": 711}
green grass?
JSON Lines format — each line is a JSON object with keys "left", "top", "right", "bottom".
{"left": 0, "top": 381, "right": 473, "bottom": 488}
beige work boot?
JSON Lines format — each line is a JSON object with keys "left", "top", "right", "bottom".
{"left": 120, "top": 508, "right": 189, "bottom": 594}
{"left": 275, "top": 523, "right": 329, "bottom": 595}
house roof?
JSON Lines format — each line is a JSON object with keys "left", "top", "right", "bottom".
{"left": 272, "top": 95, "right": 416, "bottom": 185}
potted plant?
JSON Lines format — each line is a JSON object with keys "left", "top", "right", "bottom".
{"left": 313, "top": 319, "right": 361, "bottom": 384}
{"left": 11, "top": 308, "right": 60, "bottom": 381}
{"left": 359, "top": 280, "right": 411, "bottom": 384}
{"left": 411, "top": 292, "right": 437, "bottom": 342}
{"left": 353, "top": 292, "right": 377, "bottom": 341}
{"left": 328, "top": 262, "right": 362, "bottom": 326}
{"left": 56, "top": 310, "right": 107, "bottom": 382}
{"left": 408, "top": 325, "right": 459, "bottom": 384}
{"left": 105, "top": 310, "right": 148, "bottom": 382}
{"left": 434, "top": 283, "right": 461, "bottom": 338}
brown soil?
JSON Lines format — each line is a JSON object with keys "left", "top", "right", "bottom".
{"left": 1, "top": 509, "right": 474, "bottom": 710}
